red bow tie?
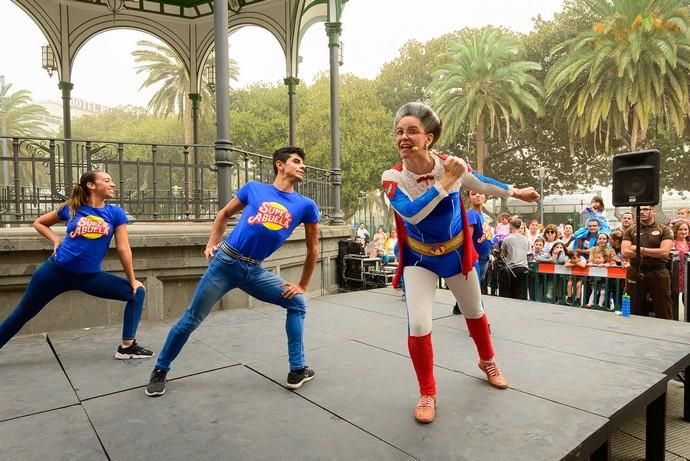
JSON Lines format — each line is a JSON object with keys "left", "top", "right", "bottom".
{"left": 416, "top": 175, "right": 435, "bottom": 183}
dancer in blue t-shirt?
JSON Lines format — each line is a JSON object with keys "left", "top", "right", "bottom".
{"left": 0, "top": 170, "right": 153, "bottom": 359}
{"left": 146, "top": 147, "right": 320, "bottom": 397}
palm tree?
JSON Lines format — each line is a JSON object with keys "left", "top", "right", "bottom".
{"left": 545, "top": 0, "right": 690, "bottom": 151}
{"left": 428, "top": 28, "right": 544, "bottom": 173}
{"left": 132, "top": 40, "right": 239, "bottom": 144}
{"left": 0, "top": 81, "right": 50, "bottom": 136}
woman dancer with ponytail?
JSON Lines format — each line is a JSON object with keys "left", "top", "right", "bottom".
{"left": 0, "top": 170, "right": 153, "bottom": 359}
{"left": 382, "top": 102, "right": 539, "bottom": 424}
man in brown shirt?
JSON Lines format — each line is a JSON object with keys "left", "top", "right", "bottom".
{"left": 614, "top": 210, "right": 634, "bottom": 234}
{"left": 621, "top": 206, "right": 674, "bottom": 319}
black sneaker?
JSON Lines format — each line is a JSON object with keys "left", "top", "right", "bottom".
{"left": 115, "top": 340, "right": 154, "bottom": 359}
{"left": 286, "top": 367, "right": 315, "bottom": 390}
{"left": 452, "top": 303, "right": 462, "bottom": 315}
{"left": 145, "top": 368, "right": 168, "bottom": 397}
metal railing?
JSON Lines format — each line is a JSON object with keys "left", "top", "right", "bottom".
{"left": 527, "top": 262, "right": 627, "bottom": 311}
{"left": 485, "top": 257, "right": 688, "bottom": 319}
{"left": 0, "top": 136, "right": 334, "bottom": 224}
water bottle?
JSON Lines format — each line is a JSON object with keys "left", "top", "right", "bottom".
{"left": 621, "top": 293, "right": 631, "bottom": 317}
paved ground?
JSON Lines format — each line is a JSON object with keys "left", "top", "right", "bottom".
{"left": 1, "top": 288, "right": 689, "bottom": 460}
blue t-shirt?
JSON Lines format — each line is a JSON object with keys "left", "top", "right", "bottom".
{"left": 225, "top": 182, "right": 320, "bottom": 260}
{"left": 55, "top": 204, "right": 129, "bottom": 273}
{"left": 573, "top": 233, "right": 598, "bottom": 251}
{"left": 467, "top": 208, "right": 492, "bottom": 258}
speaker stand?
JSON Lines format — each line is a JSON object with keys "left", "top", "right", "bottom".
{"left": 633, "top": 206, "right": 643, "bottom": 316}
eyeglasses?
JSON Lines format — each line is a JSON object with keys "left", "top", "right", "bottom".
{"left": 394, "top": 128, "right": 425, "bottom": 137}
{"left": 544, "top": 230, "right": 556, "bottom": 233}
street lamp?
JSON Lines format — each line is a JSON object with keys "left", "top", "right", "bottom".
{"left": 41, "top": 45, "right": 57, "bottom": 77}
{"left": 358, "top": 191, "right": 367, "bottom": 229}
{"left": 0, "top": 75, "right": 7, "bottom": 191}
{"left": 538, "top": 166, "right": 546, "bottom": 225}
{"left": 205, "top": 53, "right": 216, "bottom": 93}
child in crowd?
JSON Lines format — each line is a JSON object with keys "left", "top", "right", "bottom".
{"left": 669, "top": 207, "right": 689, "bottom": 227}
{"left": 588, "top": 246, "right": 607, "bottom": 266}
{"left": 574, "top": 195, "right": 610, "bottom": 241}
{"left": 528, "top": 237, "right": 550, "bottom": 301}
{"left": 585, "top": 247, "right": 607, "bottom": 308}
{"left": 525, "top": 218, "right": 540, "bottom": 253}
{"left": 565, "top": 250, "right": 587, "bottom": 305}
{"left": 550, "top": 241, "right": 569, "bottom": 264}
{"left": 531, "top": 237, "right": 551, "bottom": 262}
{"left": 543, "top": 241, "right": 569, "bottom": 302}
{"left": 603, "top": 248, "right": 616, "bottom": 266}
{"left": 609, "top": 230, "right": 624, "bottom": 266}
{"left": 518, "top": 221, "right": 527, "bottom": 237}
{"left": 494, "top": 213, "right": 511, "bottom": 240}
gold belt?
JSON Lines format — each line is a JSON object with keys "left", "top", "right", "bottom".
{"left": 406, "top": 232, "right": 464, "bottom": 257}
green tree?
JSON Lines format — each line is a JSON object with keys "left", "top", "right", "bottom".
{"left": 132, "top": 40, "right": 239, "bottom": 144}
{"left": 227, "top": 83, "right": 289, "bottom": 151}
{"left": 0, "top": 81, "right": 50, "bottom": 136}
{"left": 71, "top": 106, "right": 194, "bottom": 195}
{"left": 375, "top": 34, "right": 459, "bottom": 114}
{"left": 546, "top": 0, "right": 690, "bottom": 151}
{"left": 429, "top": 28, "right": 544, "bottom": 173}
{"left": 71, "top": 105, "right": 183, "bottom": 144}
{"left": 296, "top": 74, "right": 394, "bottom": 219}
{"left": 485, "top": 6, "right": 620, "bottom": 192}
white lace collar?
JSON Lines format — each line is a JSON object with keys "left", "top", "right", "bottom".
{"left": 399, "top": 153, "right": 459, "bottom": 198}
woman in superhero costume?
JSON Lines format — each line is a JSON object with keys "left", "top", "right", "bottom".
{"left": 381, "top": 102, "right": 539, "bottom": 423}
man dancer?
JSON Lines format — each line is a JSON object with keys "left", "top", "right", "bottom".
{"left": 146, "top": 147, "right": 320, "bottom": 396}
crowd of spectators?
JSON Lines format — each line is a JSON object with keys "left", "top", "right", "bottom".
{"left": 352, "top": 223, "right": 399, "bottom": 263}
{"left": 349, "top": 201, "right": 689, "bottom": 319}
{"left": 489, "top": 199, "right": 689, "bottom": 320}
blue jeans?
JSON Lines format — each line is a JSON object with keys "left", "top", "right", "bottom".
{"left": 478, "top": 255, "right": 490, "bottom": 283}
{"left": 155, "top": 250, "right": 308, "bottom": 372}
{"left": 0, "top": 257, "right": 145, "bottom": 348}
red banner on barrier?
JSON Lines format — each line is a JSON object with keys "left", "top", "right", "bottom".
{"left": 536, "top": 263, "right": 627, "bottom": 279}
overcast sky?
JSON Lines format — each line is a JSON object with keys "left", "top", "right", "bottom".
{"left": 0, "top": 0, "right": 564, "bottom": 107}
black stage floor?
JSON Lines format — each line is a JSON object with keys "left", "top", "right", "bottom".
{"left": 2, "top": 288, "right": 689, "bottom": 460}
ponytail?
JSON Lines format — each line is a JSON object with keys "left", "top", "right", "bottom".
{"left": 60, "top": 170, "right": 100, "bottom": 217}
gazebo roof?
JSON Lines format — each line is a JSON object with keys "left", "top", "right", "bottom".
{"left": 13, "top": 0, "right": 345, "bottom": 85}
{"left": 71, "top": 1, "right": 345, "bottom": 21}
{"left": 76, "top": 0, "right": 271, "bottom": 20}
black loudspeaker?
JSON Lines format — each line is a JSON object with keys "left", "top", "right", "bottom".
{"left": 612, "top": 150, "right": 660, "bottom": 207}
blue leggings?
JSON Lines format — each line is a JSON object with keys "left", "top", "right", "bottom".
{"left": 0, "top": 257, "right": 145, "bottom": 348}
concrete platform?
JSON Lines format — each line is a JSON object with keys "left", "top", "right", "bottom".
{"left": 1, "top": 290, "right": 689, "bottom": 460}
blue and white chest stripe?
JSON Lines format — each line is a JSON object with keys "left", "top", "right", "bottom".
{"left": 382, "top": 170, "right": 448, "bottom": 225}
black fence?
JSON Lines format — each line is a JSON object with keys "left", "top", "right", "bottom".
{"left": 0, "top": 136, "right": 334, "bottom": 224}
